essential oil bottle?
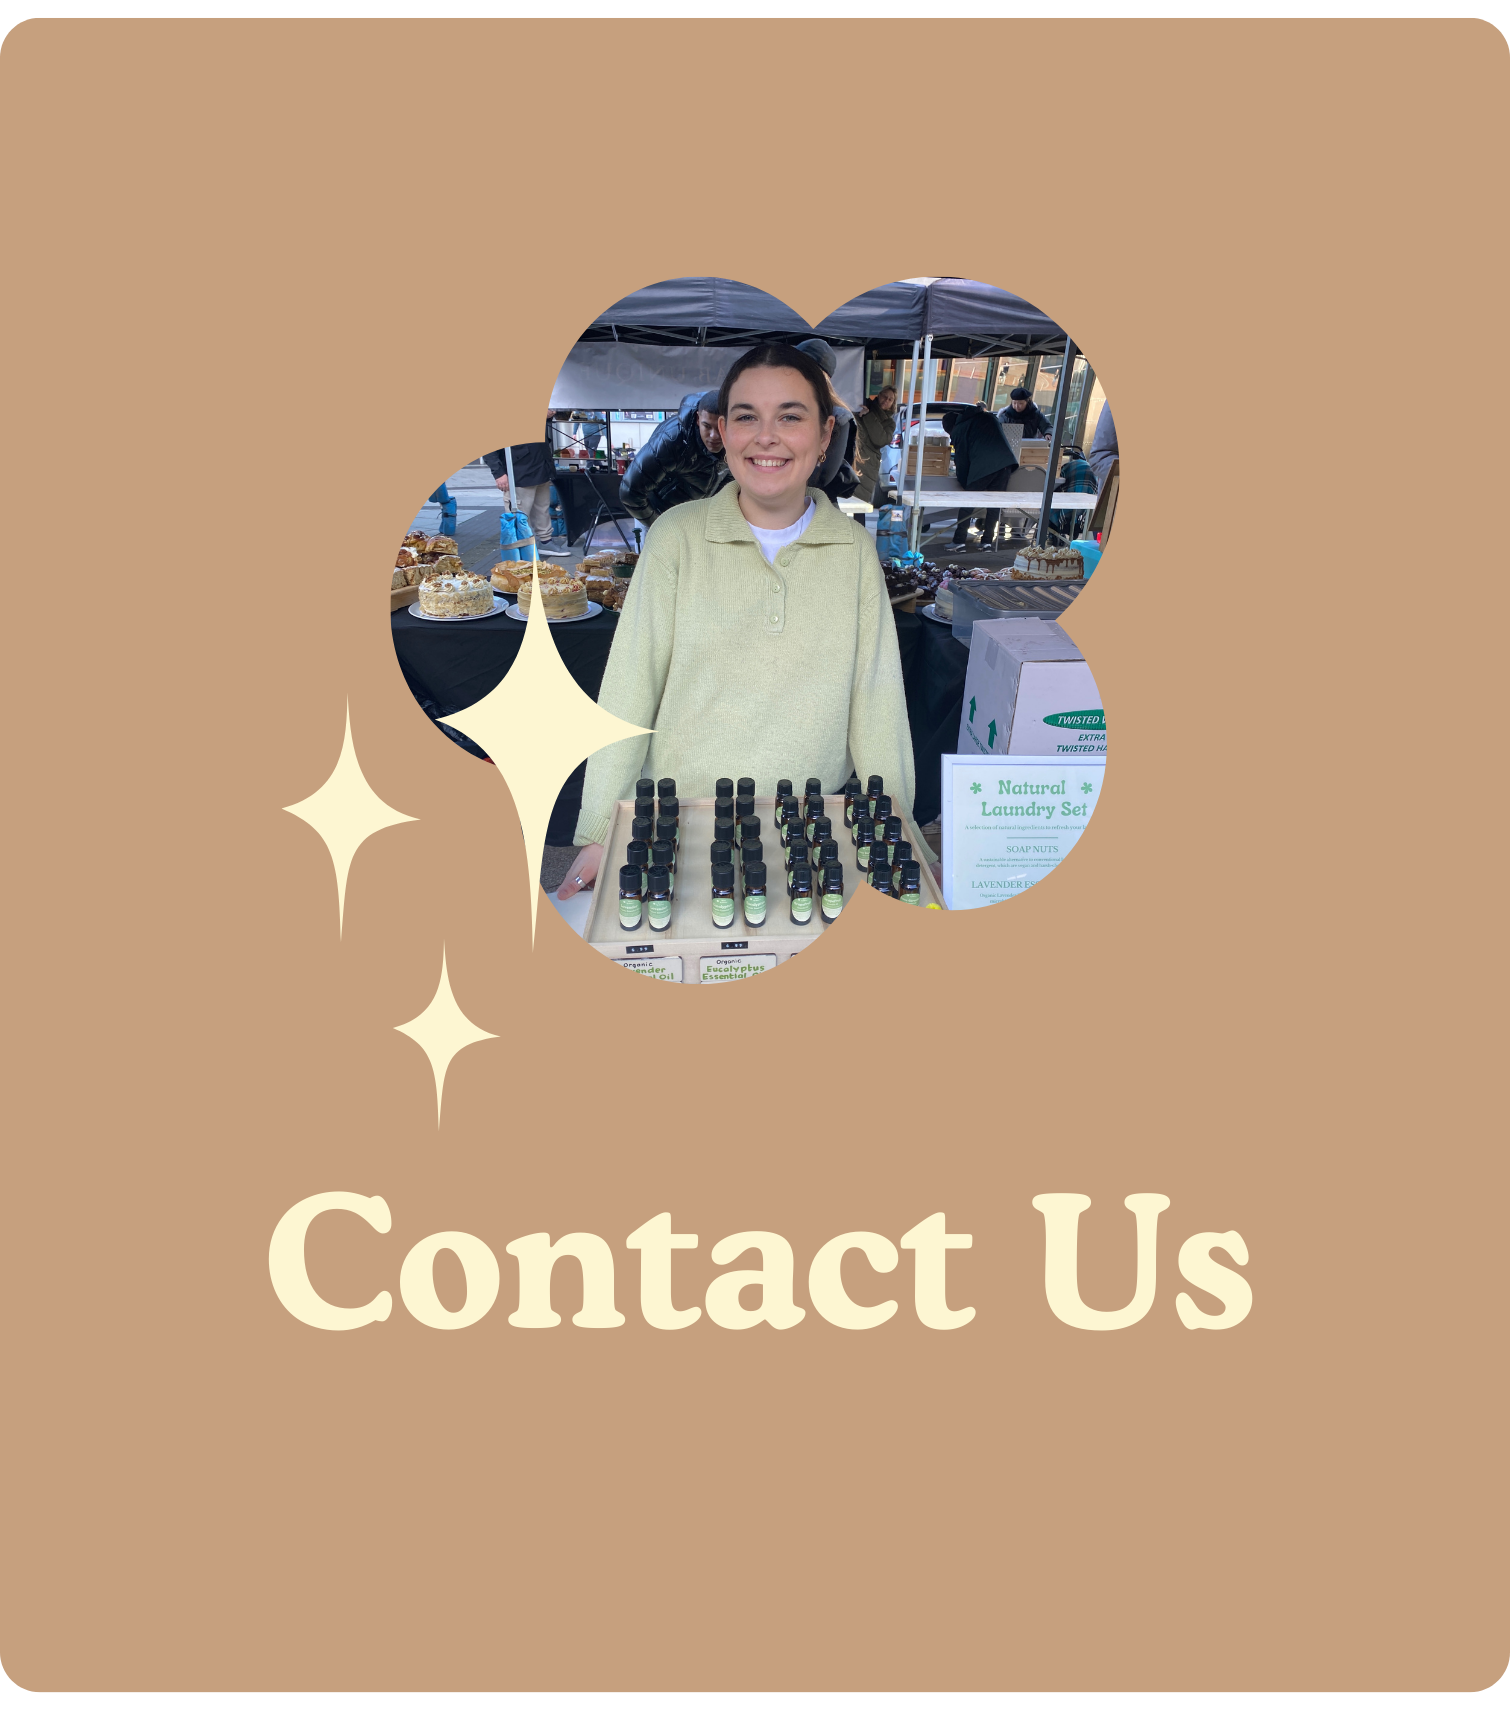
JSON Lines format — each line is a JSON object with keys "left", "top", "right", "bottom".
{"left": 740, "top": 839, "right": 764, "bottom": 875}
{"left": 651, "top": 840, "right": 676, "bottom": 895}
{"left": 657, "top": 777, "right": 676, "bottom": 802}
{"left": 852, "top": 809, "right": 873, "bottom": 849}
{"left": 816, "top": 839, "right": 839, "bottom": 876}
{"left": 647, "top": 866, "right": 672, "bottom": 930}
{"left": 734, "top": 795, "right": 755, "bottom": 831}
{"left": 870, "top": 859, "right": 894, "bottom": 896}
{"left": 740, "top": 815, "right": 762, "bottom": 852}
{"left": 710, "top": 839, "right": 732, "bottom": 872}
{"left": 866, "top": 775, "right": 884, "bottom": 820}
{"left": 780, "top": 806, "right": 801, "bottom": 849}
{"left": 803, "top": 792, "right": 823, "bottom": 835}
{"left": 805, "top": 777, "right": 822, "bottom": 801}
{"left": 738, "top": 776, "right": 756, "bottom": 800}
{"left": 711, "top": 864, "right": 736, "bottom": 929}
{"left": 809, "top": 814, "right": 832, "bottom": 850}
{"left": 618, "top": 864, "right": 644, "bottom": 931}
{"left": 843, "top": 781, "right": 863, "bottom": 828}
{"left": 899, "top": 860, "right": 923, "bottom": 905}
{"left": 873, "top": 795, "right": 892, "bottom": 832}
{"left": 715, "top": 778, "right": 734, "bottom": 817}
{"left": 855, "top": 820, "right": 875, "bottom": 871}
{"left": 884, "top": 815, "right": 903, "bottom": 864}
{"left": 658, "top": 797, "right": 680, "bottom": 840}
{"left": 790, "top": 868, "right": 814, "bottom": 925}
{"left": 820, "top": 863, "right": 844, "bottom": 921}
{"left": 625, "top": 839, "right": 650, "bottom": 894}
{"left": 713, "top": 814, "right": 736, "bottom": 850}
{"left": 631, "top": 814, "right": 654, "bottom": 847}
{"left": 774, "top": 780, "right": 793, "bottom": 819}
{"left": 635, "top": 779, "right": 656, "bottom": 818}
{"left": 655, "top": 814, "right": 679, "bottom": 854}
{"left": 742, "top": 861, "right": 768, "bottom": 927}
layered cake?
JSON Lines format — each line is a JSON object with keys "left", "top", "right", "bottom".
{"left": 933, "top": 579, "right": 954, "bottom": 621}
{"left": 518, "top": 573, "right": 588, "bottom": 620}
{"left": 418, "top": 568, "right": 494, "bottom": 618}
{"left": 1012, "top": 545, "right": 1084, "bottom": 580}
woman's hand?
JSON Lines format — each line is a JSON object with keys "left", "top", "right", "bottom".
{"left": 557, "top": 844, "right": 603, "bottom": 898}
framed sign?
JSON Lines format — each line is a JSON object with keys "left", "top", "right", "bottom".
{"left": 941, "top": 753, "right": 1106, "bottom": 910}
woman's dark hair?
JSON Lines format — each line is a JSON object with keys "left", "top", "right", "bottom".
{"left": 717, "top": 342, "right": 834, "bottom": 426}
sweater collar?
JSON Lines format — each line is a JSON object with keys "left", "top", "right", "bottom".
{"left": 705, "top": 480, "right": 853, "bottom": 547}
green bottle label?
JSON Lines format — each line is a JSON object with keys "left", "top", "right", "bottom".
{"left": 791, "top": 894, "right": 813, "bottom": 923}
{"left": 901, "top": 889, "right": 922, "bottom": 905}
{"left": 712, "top": 896, "right": 735, "bottom": 927}
{"left": 649, "top": 896, "right": 672, "bottom": 928}
{"left": 745, "top": 894, "right": 766, "bottom": 926}
{"left": 619, "top": 898, "right": 642, "bottom": 929}
{"left": 822, "top": 892, "right": 843, "bottom": 920}
{"left": 857, "top": 843, "right": 870, "bottom": 870}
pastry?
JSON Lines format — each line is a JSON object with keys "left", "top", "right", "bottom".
{"left": 391, "top": 568, "right": 408, "bottom": 591}
{"left": 1012, "top": 545, "right": 1083, "bottom": 580}
{"left": 425, "top": 535, "right": 459, "bottom": 556}
{"left": 418, "top": 569, "right": 494, "bottom": 618}
{"left": 428, "top": 553, "right": 464, "bottom": 576}
{"left": 489, "top": 561, "right": 529, "bottom": 595}
{"left": 517, "top": 573, "right": 588, "bottom": 620}
{"left": 396, "top": 547, "right": 417, "bottom": 571}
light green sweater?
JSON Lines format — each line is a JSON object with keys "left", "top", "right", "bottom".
{"left": 574, "top": 483, "right": 915, "bottom": 847}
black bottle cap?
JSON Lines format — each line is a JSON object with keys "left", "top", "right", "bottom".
{"left": 741, "top": 840, "right": 764, "bottom": 868}
{"left": 655, "top": 818, "right": 678, "bottom": 842}
{"left": 651, "top": 841, "right": 674, "bottom": 864}
{"left": 631, "top": 815, "right": 653, "bottom": 841}
{"left": 712, "top": 864, "right": 735, "bottom": 888}
{"left": 805, "top": 793, "right": 823, "bottom": 814}
{"left": 856, "top": 815, "right": 875, "bottom": 837}
{"left": 635, "top": 779, "right": 655, "bottom": 801}
{"left": 741, "top": 815, "right": 761, "bottom": 842}
{"left": 781, "top": 793, "right": 800, "bottom": 815}
{"left": 647, "top": 864, "right": 671, "bottom": 891}
{"left": 744, "top": 862, "right": 766, "bottom": 886}
{"left": 657, "top": 778, "right": 675, "bottom": 797}
{"left": 893, "top": 841, "right": 912, "bottom": 866}
{"left": 776, "top": 778, "right": 793, "bottom": 798}
{"left": 866, "top": 775, "right": 883, "bottom": 793}
{"left": 715, "top": 778, "right": 734, "bottom": 799}
{"left": 735, "top": 795, "right": 755, "bottom": 818}
{"left": 818, "top": 840, "right": 838, "bottom": 867}
{"left": 813, "top": 816, "right": 831, "bottom": 838}
{"left": 792, "top": 868, "right": 812, "bottom": 891}
{"left": 823, "top": 862, "right": 844, "bottom": 888}
{"left": 871, "top": 860, "right": 892, "bottom": 881}
{"left": 710, "top": 840, "right": 732, "bottom": 867}
{"left": 626, "top": 840, "right": 648, "bottom": 863}
{"left": 713, "top": 815, "right": 735, "bottom": 839}
{"left": 901, "top": 860, "right": 921, "bottom": 878}
{"left": 875, "top": 795, "right": 892, "bottom": 816}
{"left": 618, "top": 864, "right": 641, "bottom": 889}
{"left": 658, "top": 795, "right": 679, "bottom": 817}
{"left": 805, "top": 777, "right": 822, "bottom": 796}
{"left": 737, "top": 776, "right": 756, "bottom": 796}
{"left": 885, "top": 815, "right": 903, "bottom": 837}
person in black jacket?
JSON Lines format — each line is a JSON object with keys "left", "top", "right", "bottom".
{"left": 794, "top": 338, "right": 858, "bottom": 505}
{"left": 618, "top": 391, "right": 726, "bottom": 528}
{"left": 483, "top": 437, "right": 570, "bottom": 555}
{"left": 997, "top": 386, "right": 1054, "bottom": 439}
{"left": 944, "top": 405, "right": 1020, "bottom": 550}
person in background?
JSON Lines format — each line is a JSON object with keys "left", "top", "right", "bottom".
{"left": 1050, "top": 443, "right": 1098, "bottom": 538}
{"left": 852, "top": 384, "right": 898, "bottom": 506}
{"left": 484, "top": 436, "right": 570, "bottom": 555}
{"left": 575, "top": 410, "right": 604, "bottom": 457}
{"left": 997, "top": 385, "right": 1054, "bottom": 439}
{"left": 943, "top": 404, "right": 1019, "bottom": 551}
{"left": 618, "top": 390, "right": 726, "bottom": 528}
{"left": 1087, "top": 399, "right": 1118, "bottom": 489}
{"left": 793, "top": 338, "right": 858, "bottom": 505}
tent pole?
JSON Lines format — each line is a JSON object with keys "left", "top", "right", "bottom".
{"left": 1035, "top": 338, "right": 1077, "bottom": 547}
{"left": 909, "top": 333, "right": 932, "bottom": 552}
{"left": 895, "top": 337, "right": 920, "bottom": 552}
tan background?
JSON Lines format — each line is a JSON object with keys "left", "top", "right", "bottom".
{"left": 1, "top": 19, "right": 1506, "bottom": 1690}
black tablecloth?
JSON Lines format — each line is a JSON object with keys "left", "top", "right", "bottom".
{"left": 392, "top": 604, "right": 967, "bottom": 839}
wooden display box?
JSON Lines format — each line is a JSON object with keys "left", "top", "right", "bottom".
{"left": 391, "top": 582, "right": 417, "bottom": 611}
{"left": 582, "top": 794, "right": 947, "bottom": 983}
{"left": 901, "top": 446, "right": 952, "bottom": 479}
{"left": 1017, "top": 441, "right": 1052, "bottom": 470}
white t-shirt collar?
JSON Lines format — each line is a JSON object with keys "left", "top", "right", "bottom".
{"left": 747, "top": 499, "right": 816, "bottom": 565}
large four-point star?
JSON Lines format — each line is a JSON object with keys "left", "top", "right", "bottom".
{"left": 284, "top": 701, "right": 416, "bottom": 935}
{"left": 443, "top": 555, "right": 649, "bottom": 942}
{"left": 394, "top": 947, "right": 497, "bottom": 1125}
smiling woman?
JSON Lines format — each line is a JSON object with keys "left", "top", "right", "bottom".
{"left": 557, "top": 342, "right": 915, "bottom": 898}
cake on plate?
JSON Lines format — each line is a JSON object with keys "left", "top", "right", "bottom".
{"left": 1012, "top": 545, "right": 1084, "bottom": 580}
{"left": 518, "top": 573, "right": 588, "bottom": 620}
{"left": 418, "top": 569, "right": 494, "bottom": 618}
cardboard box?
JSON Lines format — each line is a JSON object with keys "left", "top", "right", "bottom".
{"left": 582, "top": 794, "right": 947, "bottom": 981}
{"left": 956, "top": 618, "right": 1106, "bottom": 757}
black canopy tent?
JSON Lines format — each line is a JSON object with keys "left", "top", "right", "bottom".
{"left": 812, "top": 277, "right": 1069, "bottom": 358}
{"left": 580, "top": 277, "right": 817, "bottom": 347}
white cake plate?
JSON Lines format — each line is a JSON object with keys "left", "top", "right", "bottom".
{"left": 918, "top": 604, "right": 953, "bottom": 626}
{"left": 407, "top": 594, "right": 511, "bottom": 622}
{"left": 503, "top": 601, "right": 604, "bottom": 624}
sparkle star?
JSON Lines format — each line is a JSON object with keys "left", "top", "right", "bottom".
{"left": 394, "top": 947, "right": 497, "bottom": 1125}
{"left": 443, "top": 554, "right": 650, "bottom": 943}
{"left": 284, "top": 701, "right": 416, "bottom": 935}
